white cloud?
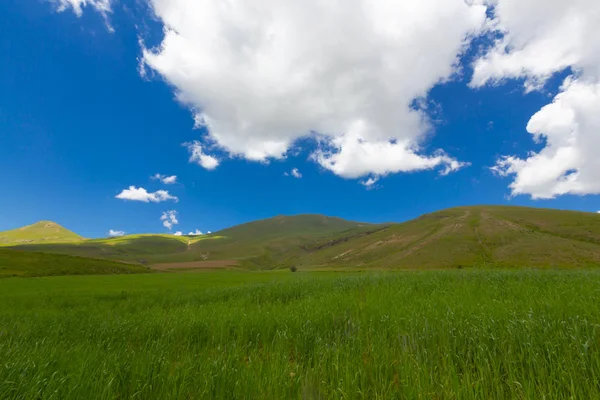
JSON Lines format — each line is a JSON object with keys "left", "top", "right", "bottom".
{"left": 152, "top": 174, "right": 177, "bottom": 184}
{"left": 471, "top": 0, "right": 600, "bottom": 90}
{"left": 313, "top": 134, "right": 470, "bottom": 178}
{"left": 185, "top": 141, "right": 220, "bottom": 170}
{"left": 108, "top": 229, "right": 125, "bottom": 237}
{"left": 188, "top": 229, "right": 204, "bottom": 235}
{"left": 360, "top": 176, "right": 379, "bottom": 189}
{"left": 141, "top": 0, "right": 487, "bottom": 179}
{"left": 439, "top": 159, "right": 470, "bottom": 176}
{"left": 284, "top": 168, "right": 302, "bottom": 178}
{"left": 52, "top": 0, "right": 114, "bottom": 32}
{"left": 173, "top": 231, "right": 183, "bottom": 236}
{"left": 52, "top": 0, "right": 111, "bottom": 17}
{"left": 291, "top": 168, "right": 302, "bottom": 179}
{"left": 471, "top": 0, "right": 600, "bottom": 198}
{"left": 160, "top": 210, "right": 179, "bottom": 230}
{"left": 116, "top": 186, "right": 178, "bottom": 203}
{"left": 490, "top": 79, "right": 600, "bottom": 198}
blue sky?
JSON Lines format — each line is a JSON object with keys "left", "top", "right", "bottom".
{"left": 1, "top": 0, "right": 599, "bottom": 238}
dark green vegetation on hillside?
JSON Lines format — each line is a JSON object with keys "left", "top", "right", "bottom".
{"left": 3, "top": 206, "right": 600, "bottom": 274}
{"left": 1, "top": 270, "right": 599, "bottom": 399}
{"left": 0, "top": 248, "right": 149, "bottom": 277}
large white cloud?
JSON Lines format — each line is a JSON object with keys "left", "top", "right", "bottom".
{"left": 57, "top": 0, "right": 600, "bottom": 197}
{"left": 141, "top": 0, "right": 487, "bottom": 179}
{"left": 491, "top": 79, "right": 600, "bottom": 198}
{"left": 471, "top": 0, "right": 600, "bottom": 90}
{"left": 472, "top": 0, "right": 600, "bottom": 198}
{"left": 116, "top": 186, "right": 178, "bottom": 203}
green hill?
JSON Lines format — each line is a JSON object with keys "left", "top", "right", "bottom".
{"left": 216, "top": 214, "right": 370, "bottom": 239}
{"left": 6, "top": 215, "right": 373, "bottom": 266}
{"left": 291, "top": 206, "right": 600, "bottom": 269}
{"left": 6, "top": 207, "right": 600, "bottom": 270}
{"left": 0, "top": 221, "right": 83, "bottom": 246}
{"left": 9, "top": 234, "right": 220, "bottom": 264}
{"left": 187, "top": 214, "right": 376, "bottom": 266}
{"left": 0, "top": 248, "right": 149, "bottom": 278}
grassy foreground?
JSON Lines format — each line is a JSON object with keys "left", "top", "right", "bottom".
{"left": 1, "top": 270, "right": 600, "bottom": 399}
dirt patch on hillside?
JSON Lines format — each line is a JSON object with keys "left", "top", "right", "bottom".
{"left": 394, "top": 214, "right": 469, "bottom": 259}
{"left": 150, "top": 260, "right": 239, "bottom": 270}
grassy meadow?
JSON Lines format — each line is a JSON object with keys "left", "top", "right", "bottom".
{"left": 0, "top": 248, "right": 149, "bottom": 278}
{"left": 1, "top": 269, "right": 600, "bottom": 399}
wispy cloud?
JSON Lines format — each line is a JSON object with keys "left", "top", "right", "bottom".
{"left": 185, "top": 141, "right": 220, "bottom": 170}
{"left": 152, "top": 174, "right": 177, "bottom": 184}
{"left": 284, "top": 168, "right": 302, "bottom": 178}
{"left": 188, "top": 229, "right": 204, "bottom": 236}
{"left": 52, "top": 0, "right": 114, "bottom": 32}
{"left": 360, "top": 176, "right": 379, "bottom": 190}
{"left": 116, "top": 186, "right": 178, "bottom": 203}
{"left": 108, "top": 229, "right": 125, "bottom": 237}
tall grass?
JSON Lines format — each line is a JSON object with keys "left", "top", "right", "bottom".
{"left": 1, "top": 269, "right": 599, "bottom": 399}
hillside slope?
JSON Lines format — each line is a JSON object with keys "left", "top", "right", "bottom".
{"left": 293, "top": 206, "right": 600, "bottom": 269}
{"left": 216, "top": 214, "right": 370, "bottom": 239}
{"left": 0, "top": 248, "right": 149, "bottom": 278}
{"left": 7, "top": 215, "right": 372, "bottom": 265}
{"left": 187, "top": 214, "right": 376, "bottom": 265}
{"left": 0, "top": 221, "right": 83, "bottom": 246}
{"left": 10, "top": 234, "right": 222, "bottom": 264}
{"left": 6, "top": 207, "right": 600, "bottom": 270}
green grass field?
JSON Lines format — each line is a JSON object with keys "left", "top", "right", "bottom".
{"left": 0, "top": 248, "right": 149, "bottom": 277}
{"left": 1, "top": 269, "right": 599, "bottom": 399}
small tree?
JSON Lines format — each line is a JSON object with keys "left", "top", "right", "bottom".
{"left": 290, "top": 265, "right": 298, "bottom": 272}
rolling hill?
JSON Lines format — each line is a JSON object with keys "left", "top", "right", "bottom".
{"left": 0, "top": 248, "right": 149, "bottom": 278}
{"left": 290, "top": 206, "right": 600, "bottom": 269}
{"left": 186, "top": 214, "right": 377, "bottom": 266}
{"left": 0, "top": 220, "right": 83, "bottom": 246}
{"left": 3, "top": 206, "right": 600, "bottom": 271}
{"left": 14, "top": 234, "right": 221, "bottom": 264}
{"left": 1, "top": 215, "right": 372, "bottom": 266}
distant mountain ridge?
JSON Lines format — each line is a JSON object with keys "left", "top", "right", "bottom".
{"left": 3, "top": 206, "right": 600, "bottom": 272}
{"left": 0, "top": 215, "right": 372, "bottom": 265}
{"left": 216, "top": 214, "right": 372, "bottom": 239}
